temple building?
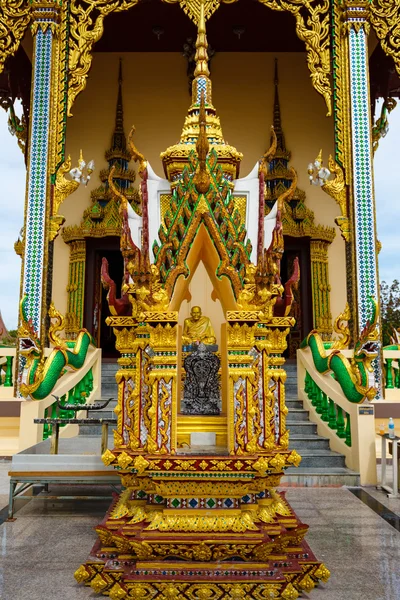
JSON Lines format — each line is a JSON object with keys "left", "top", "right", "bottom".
{"left": 1, "top": 1, "right": 400, "bottom": 599}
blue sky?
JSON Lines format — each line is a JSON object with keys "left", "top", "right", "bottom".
{"left": 0, "top": 101, "right": 398, "bottom": 330}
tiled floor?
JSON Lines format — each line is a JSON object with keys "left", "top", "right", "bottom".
{"left": 0, "top": 463, "right": 400, "bottom": 600}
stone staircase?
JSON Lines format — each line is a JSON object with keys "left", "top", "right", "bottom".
{"left": 283, "top": 362, "right": 360, "bottom": 486}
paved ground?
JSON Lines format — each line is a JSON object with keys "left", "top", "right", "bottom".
{"left": 0, "top": 461, "right": 399, "bottom": 600}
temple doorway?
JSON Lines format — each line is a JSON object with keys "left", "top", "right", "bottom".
{"left": 84, "top": 237, "right": 123, "bottom": 359}
{"left": 281, "top": 236, "right": 312, "bottom": 358}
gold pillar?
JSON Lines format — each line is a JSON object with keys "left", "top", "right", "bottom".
{"left": 107, "top": 313, "right": 178, "bottom": 456}
{"left": 310, "top": 239, "right": 332, "bottom": 338}
{"left": 226, "top": 314, "right": 258, "bottom": 455}
{"left": 226, "top": 312, "right": 293, "bottom": 456}
{"left": 145, "top": 315, "right": 178, "bottom": 454}
{"left": 65, "top": 240, "right": 86, "bottom": 337}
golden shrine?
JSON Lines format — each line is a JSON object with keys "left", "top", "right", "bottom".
{"left": 73, "top": 6, "right": 330, "bottom": 598}
{"left": 3, "top": 0, "right": 400, "bottom": 596}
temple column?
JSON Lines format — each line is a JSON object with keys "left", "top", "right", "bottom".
{"left": 341, "top": 1, "right": 382, "bottom": 394}
{"left": 17, "top": 2, "right": 67, "bottom": 392}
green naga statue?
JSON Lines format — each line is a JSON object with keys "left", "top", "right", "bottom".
{"left": 18, "top": 297, "right": 94, "bottom": 400}
{"left": 301, "top": 297, "right": 379, "bottom": 403}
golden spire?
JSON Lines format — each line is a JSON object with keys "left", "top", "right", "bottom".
{"left": 191, "top": 0, "right": 212, "bottom": 106}
{"left": 160, "top": 1, "right": 242, "bottom": 184}
{"left": 194, "top": 1, "right": 210, "bottom": 80}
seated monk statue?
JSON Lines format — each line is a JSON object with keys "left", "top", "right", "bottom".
{"left": 182, "top": 306, "right": 216, "bottom": 346}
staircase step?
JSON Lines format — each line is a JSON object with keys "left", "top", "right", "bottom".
{"left": 101, "top": 385, "right": 118, "bottom": 396}
{"left": 294, "top": 449, "right": 346, "bottom": 468}
{"left": 285, "top": 383, "right": 298, "bottom": 395}
{"left": 286, "top": 408, "right": 309, "bottom": 422}
{"left": 282, "top": 467, "right": 360, "bottom": 487}
{"left": 285, "top": 400, "right": 304, "bottom": 410}
{"left": 101, "top": 365, "right": 118, "bottom": 371}
{"left": 101, "top": 374, "right": 118, "bottom": 383}
{"left": 288, "top": 435, "right": 330, "bottom": 450}
{"left": 286, "top": 421, "right": 317, "bottom": 435}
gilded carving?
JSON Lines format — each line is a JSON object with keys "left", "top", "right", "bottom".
{"left": 370, "top": 0, "right": 400, "bottom": 83}
{"left": 48, "top": 302, "right": 66, "bottom": 346}
{"left": 320, "top": 154, "right": 351, "bottom": 242}
{"left": 146, "top": 510, "right": 259, "bottom": 533}
{"left": 331, "top": 302, "right": 351, "bottom": 349}
{"left": 257, "top": 0, "right": 332, "bottom": 115}
{"left": 227, "top": 323, "right": 255, "bottom": 348}
{"left": 0, "top": 0, "right": 31, "bottom": 75}
{"left": 161, "top": 0, "right": 239, "bottom": 24}
{"left": 322, "top": 155, "right": 347, "bottom": 217}
{"left": 68, "top": 0, "right": 140, "bottom": 116}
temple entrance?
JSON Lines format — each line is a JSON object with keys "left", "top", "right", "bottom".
{"left": 84, "top": 237, "right": 123, "bottom": 359}
{"left": 281, "top": 236, "right": 312, "bottom": 358}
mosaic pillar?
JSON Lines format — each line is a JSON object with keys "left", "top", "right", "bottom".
{"left": 17, "top": 3, "right": 63, "bottom": 350}
{"left": 310, "top": 239, "right": 332, "bottom": 339}
{"left": 343, "top": 1, "right": 382, "bottom": 394}
{"left": 65, "top": 240, "right": 86, "bottom": 337}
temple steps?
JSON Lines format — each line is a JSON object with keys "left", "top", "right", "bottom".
{"left": 289, "top": 434, "right": 330, "bottom": 450}
{"left": 283, "top": 361, "right": 360, "bottom": 486}
{"left": 100, "top": 362, "right": 119, "bottom": 397}
{"left": 78, "top": 362, "right": 118, "bottom": 436}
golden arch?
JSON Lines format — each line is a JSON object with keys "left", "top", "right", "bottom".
{"left": 62, "top": 0, "right": 332, "bottom": 116}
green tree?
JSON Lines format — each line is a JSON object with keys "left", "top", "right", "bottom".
{"left": 0, "top": 329, "right": 17, "bottom": 347}
{"left": 380, "top": 280, "right": 400, "bottom": 346}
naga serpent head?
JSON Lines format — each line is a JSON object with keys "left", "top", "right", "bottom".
{"left": 19, "top": 335, "right": 41, "bottom": 356}
{"left": 18, "top": 296, "right": 41, "bottom": 357}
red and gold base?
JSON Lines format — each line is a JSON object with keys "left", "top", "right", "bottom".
{"left": 75, "top": 453, "right": 329, "bottom": 599}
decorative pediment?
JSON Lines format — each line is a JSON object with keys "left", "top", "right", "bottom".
{"left": 153, "top": 148, "right": 252, "bottom": 300}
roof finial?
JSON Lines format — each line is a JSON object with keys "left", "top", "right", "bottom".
{"left": 194, "top": 91, "right": 210, "bottom": 194}
{"left": 112, "top": 58, "right": 126, "bottom": 151}
{"left": 194, "top": 1, "right": 210, "bottom": 80}
{"left": 272, "top": 58, "right": 285, "bottom": 151}
{"left": 118, "top": 56, "right": 123, "bottom": 85}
